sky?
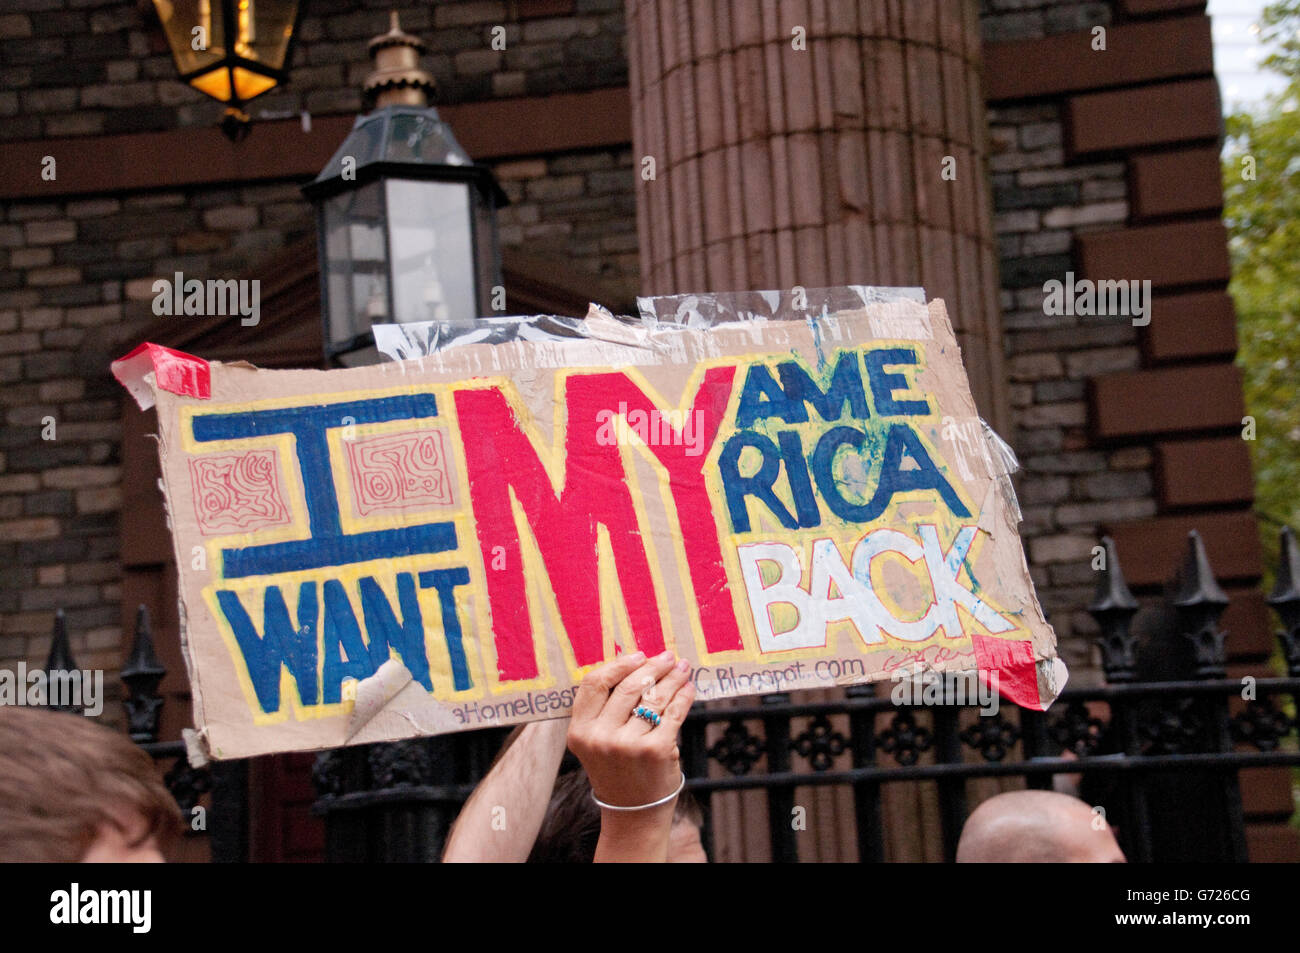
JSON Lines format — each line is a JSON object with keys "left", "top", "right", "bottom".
{"left": 1208, "top": 0, "right": 1288, "bottom": 108}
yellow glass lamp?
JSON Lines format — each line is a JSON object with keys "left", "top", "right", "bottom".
{"left": 151, "top": 0, "right": 300, "bottom": 140}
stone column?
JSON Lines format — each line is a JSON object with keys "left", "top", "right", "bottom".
{"left": 626, "top": 0, "right": 1008, "bottom": 427}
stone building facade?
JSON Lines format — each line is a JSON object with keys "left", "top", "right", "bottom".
{"left": 0, "top": 0, "right": 1285, "bottom": 858}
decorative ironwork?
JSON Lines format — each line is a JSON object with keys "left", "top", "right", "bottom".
{"left": 960, "top": 713, "right": 1020, "bottom": 762}
{"left": 1139, "top": 698, "right": 1204, "bottom": 755}
{"left": 312, "top": 748, "right": 348, "bottom": 798}
{"left": 707, "top": 719, "right": 765, "bottom": 775}
{"left": 367, "top": 738, "right": 435, "bottom": 788}
{"left": 876, "top": 709, "right": 933, "bottom": 766}
{"left": 1173, "top": 530, "right": 1230, "bottom": 679}
{"left": 1048, "top": 700, "right": 1107, "bottom": 756}
{"left": 122, "top": 605, "right": 167, "bottom": 743}
{"left": 42, "top": 609, "right": 81, "bottom": 714}
{"left": 791, "top": 715, "right": 847, "bottom": 771}
{"left": 1270, "top": 526, "right": 1300, "bottom": 678}
{"left": 1089, "top": 535, "right": 1140, "bottom": 682}
{"left": 1230, "top": 699, "right": 1293, "bottom": 752}
{"left": 163, "top": 756, "right": 212, "bottom": 817}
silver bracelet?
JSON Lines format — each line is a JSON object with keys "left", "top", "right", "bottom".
{"left": 591, "top": 772, "right": 686, "bottom": 812}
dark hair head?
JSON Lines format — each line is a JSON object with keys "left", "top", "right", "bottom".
{"left": 528, "top": 753, "right": 702, "bottom": 863}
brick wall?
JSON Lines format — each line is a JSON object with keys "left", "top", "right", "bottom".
{"left": 494, "top": 147, "right": 639, "bottom": 279}
{"left": 0, "top": 0, "right": 627, "bottom": 141}
{"left": 987, "top": 99, "right": 1148, "bottom": 682}
{"left": 980, "top": 0, "right": 1111, "bottom": 41}
{"left": 0, "top": 181, "right": 306, "bottom": 729}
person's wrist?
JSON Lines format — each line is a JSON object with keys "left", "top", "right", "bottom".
{"left": 593, "top": 801, "right": 677, "bottom": 862}
{"left": 590, "top": 769, "right": 683, "bottom": 809}
{"left": 597, "top": 799, "right": 677, "bottom": 832}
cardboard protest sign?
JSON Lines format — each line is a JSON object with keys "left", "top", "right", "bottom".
{"left": 114, "top": 288, "right": 1065, "bottom": 760}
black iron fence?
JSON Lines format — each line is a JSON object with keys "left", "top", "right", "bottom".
{"left": 29, "top": 525, "right": 1300, "bottom": 862}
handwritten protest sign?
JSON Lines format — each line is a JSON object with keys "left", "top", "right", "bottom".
{"left": 114, "top": 288, "right": 1064, "bottom": 759}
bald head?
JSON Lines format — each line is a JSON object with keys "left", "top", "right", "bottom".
{"left": 956, "top": 790, "right": 1126, "bottom": 863}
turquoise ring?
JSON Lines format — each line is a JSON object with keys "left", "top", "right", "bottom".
{"left": 632, "top": 705, "right": 662, "bottom": 728}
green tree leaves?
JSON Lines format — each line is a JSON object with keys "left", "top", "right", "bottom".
{"left": 1223, "top": 0, "right": 1300, "bottom": 556}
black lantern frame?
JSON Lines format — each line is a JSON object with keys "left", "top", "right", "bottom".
{"left": 303, "top": 106, "right": 508, "bottom": 365}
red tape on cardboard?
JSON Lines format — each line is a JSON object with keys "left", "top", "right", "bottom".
{"left": 112, "top": 343, "right": 211, "bottom": 410}
{"left": 972, "top": 633, "right": 1044, "bottom": 711}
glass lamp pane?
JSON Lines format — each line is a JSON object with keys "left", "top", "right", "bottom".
{"left": 235, "top": 0, "right": 298, "bottom": 70}
{"left": 153, "top": 0, "right": 226, "bottom": 75}
{"left": 321, "top": 182, "right": 389, "bottom": 349}
{"left": 385, "top": 179, "right": 478, "bottom": 324}
{"left": 190, "top": 67, "right": 232, "bottom": 102}
{"left": 472, "top": 189, "right": 501, "bottom": 316}
{"left": 231, "top": 67, "right": 278, "bottom": 100}
{"left": 384, "top": 112, "right": 472, "bottom": 167}
{"left": 314, "top": 114, "right": 385, "bottom": 183}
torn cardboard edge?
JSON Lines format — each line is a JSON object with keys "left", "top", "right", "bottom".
{"left": 343, "top": 658, "right": 413, "bottom": 742}
{"left": 182, "top": 727, "right": 210, "bottom": 769}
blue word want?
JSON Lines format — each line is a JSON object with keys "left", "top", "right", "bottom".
{"left": 216, "top": 568, "right": 471, "bottom": 714}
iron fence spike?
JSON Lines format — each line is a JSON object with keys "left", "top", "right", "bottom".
{"left": 43, "top": 607, "right": 77, "bottom": 673}
{"left": 1172, "top": 529, "right": 1229, "bottom": 608}
{"left": 1088, "top": 535, "right": 1139, "bottom": 612}
{"left": 1268, "top": 526, "right": 1300, "bottom": 605}
{"left": 122, "top": 604, "right": 165, "bottom": 680}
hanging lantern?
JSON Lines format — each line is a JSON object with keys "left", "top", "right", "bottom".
{"left": 152, "top": 0, "right": 301, "bottom": 140}
{"left": 302, "top": 13, "right": 506, "bottom": 366}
